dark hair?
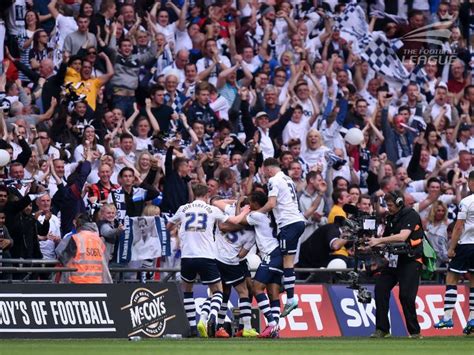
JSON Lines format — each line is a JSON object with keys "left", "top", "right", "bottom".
{"left": 119, "top": 167, "right": 135, "bottom": 178}
{"left": 305, "top": 170, "right": 320, "bottom": 184}
{"left": 150, "top": 84, "right": 165, "bottom": 97}
{"left": 249, "top": 191, "right": 268, "bottom": 207}
{"left": 218, "top": 168, "right": 235, "bottom": 183}
{"left": 279, "top": 151, "right": 293, "bottom": 160}
{"left": 355, "top": 98, "right": 368, "bottom": 106}
{"left": 173, "top": 157, "right": 189, "bottom": 171}
{"left": 24, "top": 10, "right": 39, "bottom": 29}
{"left": 348, "top": 184, "right": 361, "bottom": 194}
{"left": 408, "top": 9, "right": 424, "bottom": 19}
{"left": 119, "top": 38, "right": 133, "bottom": 47}
{"left": 385, "top": 190, "right": 404, "bottom": 207}
{"left": 192, "top": 184, "right": 208, "bottom": 198}
{"left": 424, "top": 123, "right": 440, "bottom": 143}
{"left": 119, "top": 133, "right": 134, "bottom": 141}
{"left": 358, "top": 194, "right": 371, "bottom": 203}
{"left": 68, "top": 55, "right": 82, "bottom": 66}
{"left": 192, "top": 120, "right": 205, "bottom": 128}
{"left": 294, "top": 81, "right": 309, "bottom": 92}
{"left": 398, "top": 105, "right": 410, "bottom": 113}
{"left": 332, "top": 189, "right": 346, "bottom": 204}
{"left": 79, "top": 1, "right": 94, "bottom": 16}
{"left": 77, "top": 14, "right": 90, "bottom": 21}
{"left": 464, "top": 85, "right": 474, "bottom": 97}
{"left": 427, "top": 177, "right": 441, "bottom": 187}
{"left": 263, "top": 158, "right": 280, "bottom": 167}
{"left": 185, "top": 62, "right": 197, "bottom": 71}
{"left": 217, "top": 120, "right": 232, "bottom": 132}
{"left": 287, "top": 138, "right": 301, "bottom": 148}
{"left": 332, "top": 176, "right": 348, "bottom": 190}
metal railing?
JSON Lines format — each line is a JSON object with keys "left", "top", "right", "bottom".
{"left": 0, "top": 258, "right": 450, "bottom": 284}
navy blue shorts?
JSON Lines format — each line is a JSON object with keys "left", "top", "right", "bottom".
{"left": 181, "top": 258, "right": 221, "bottom": 284}
{"left": 240, "top": 259, "right": 251, "bottom": 278}
{"left": 448, "top": 244, "right": 474, "bottom": 274}
{"left": 254, "top": 248, "right": 283, "bottom": 285}
{"left": 279, "top": 221, "right": 305, "bottom": 255}
{"left": 216, "top": 260, "right": 246, "bottom": 286}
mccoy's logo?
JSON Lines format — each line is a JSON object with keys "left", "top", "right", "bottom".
{"left": 121, "top": 288, "right": 176, "bottom": 337}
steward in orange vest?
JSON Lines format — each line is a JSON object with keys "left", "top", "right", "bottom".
{"left": 56, "top": 213, "right": 112, "bottom": 283}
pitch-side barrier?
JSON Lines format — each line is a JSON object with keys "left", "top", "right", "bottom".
{"left": 0, "top": 260, "right": 468, "bottom": 338}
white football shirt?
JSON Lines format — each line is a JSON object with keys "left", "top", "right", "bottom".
{"left": 457, "top": 194, "right": 474, "bottom": 245}
{"left": 169, "top": 200, "right": 228, "bottom": 259}
{"left": 267, "top": 171, "right": 305, "bottom": 229}
{"left": 215, "top": 205, "right": 256, "bottom": 265}
{"left": 246, "top": 211, "right": 279, "bottom": 257}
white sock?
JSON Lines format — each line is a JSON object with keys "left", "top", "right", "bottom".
{"left": 243, "top": 317, "right": 252, "bottom": 330}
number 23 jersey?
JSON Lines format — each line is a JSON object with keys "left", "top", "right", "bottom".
{"left": 169, "top": 200, "right": 228, "bottom": 259}
{"left": 268, "top": 171, "right": 305, "bottom": 229}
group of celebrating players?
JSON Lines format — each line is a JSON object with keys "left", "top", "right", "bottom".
{"left": 167, "top": 158, "right": 303, "bottom": 338}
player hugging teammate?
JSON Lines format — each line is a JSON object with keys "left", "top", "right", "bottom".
{"left": 167, "top": 158, "right": 305, "bottom": 338}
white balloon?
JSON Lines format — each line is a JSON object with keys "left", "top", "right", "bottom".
{"left": 0, "top": 149, "right": 10, "bottom": 167}
{"left": 326, "top": 258, "right": 347, "bottom": 269}
{"left": 345, "top": 128, "right": 364, "bottom": 145}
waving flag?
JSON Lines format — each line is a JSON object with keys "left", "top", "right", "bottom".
{"left": 333, "top": 0, "right": 409, "bottom": 83}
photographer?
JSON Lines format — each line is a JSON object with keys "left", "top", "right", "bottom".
{"left": 368, "top": 190, "right": 424, "bottom": 339}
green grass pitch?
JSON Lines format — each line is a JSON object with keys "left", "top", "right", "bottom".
{"left": 0, "top": 338, "right": 473, "bottom": 355}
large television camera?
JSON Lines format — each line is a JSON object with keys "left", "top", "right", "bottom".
{"left": 334, "top": 204, "right": 378, "bottom": 304}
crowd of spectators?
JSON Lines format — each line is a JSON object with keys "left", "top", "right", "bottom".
{"left": 0, "top": 0, "right": 472, "bottom": 280}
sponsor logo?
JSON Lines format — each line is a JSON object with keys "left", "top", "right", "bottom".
{"left": 273, "top": 286, "right": 341, "bottom": 337}
{"left": 121, "top": 288, "right": 176, "bottom": 337}
{"left": 328, "top": 285, "right": 407, "bottom": 336}
{"left": 399, "top": 22, "right": 456, "bottom": 65}
{"left": 393, "top": 286, "right": 470, "bottom": 336}
{"left": 0, "top": 293, "right": 115, "bottom": 333}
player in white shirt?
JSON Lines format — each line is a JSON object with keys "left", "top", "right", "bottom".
{"left": 435, "top": 171, "right": 474, "bottom": 334}
{"left": 211, "top": 198, "right": 258, "bottom": 338}
{"left": 166, "top": 184, "right": 247, "bottom": 338}
{"left": 258, "top": 158, "right": 305, "bottom": 317}
{"left": 239, "top": 191, "right": 283, "bottom": 338}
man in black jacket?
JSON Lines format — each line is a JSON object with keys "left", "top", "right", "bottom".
{"left": 184, "top": 82, "right": 218, "bottom": 128}
{"left": 0, "top": 185, "right": 46, "bottom": 260}
{"left": 160, "top": 142, "right": 191, "bottom": 214}
{"left": 368, "top": 190, "right": 424, "bottom": 339}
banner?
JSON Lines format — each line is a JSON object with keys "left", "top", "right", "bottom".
{"left": 392, "top": 285, "right": 470, "bottom": 337}
{"left": 328, "top": 285, "right": 408, "bottom": 336}
{"left": 0, "top": 283, "right": 188, "bottom": 338}
{"left": 277, "top": 285, "right": 341, "bottom": 337}
{"left": 118, "top": 216, "right": 171, "bottom": 264}
{"left": 0, "top": 283, "right": 468, "bottom": 338}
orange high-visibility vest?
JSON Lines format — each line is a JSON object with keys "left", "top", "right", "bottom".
{"left": 67, "top": 231, "right": 107, "bottom": 284}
